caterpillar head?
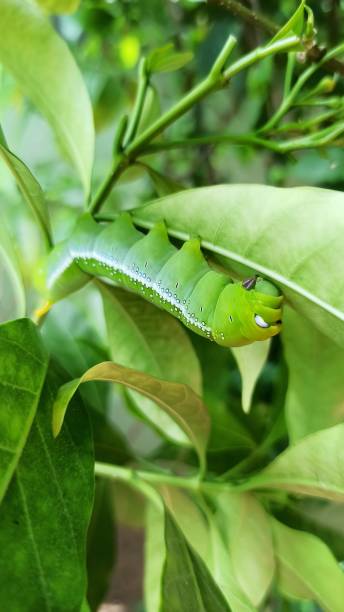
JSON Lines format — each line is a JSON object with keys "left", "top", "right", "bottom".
{"left": 212, "top": 276, "right": 283, "bottom": 347}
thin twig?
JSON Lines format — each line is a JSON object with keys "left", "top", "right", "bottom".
{"left": 207, "top": 0, "right": 277, "bottom": 35}
{"left": 207, "top": 0, "right": 344, "bottom": 76}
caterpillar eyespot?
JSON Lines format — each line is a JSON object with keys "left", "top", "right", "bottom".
{"left": 41, "top": 213, "right": 283, "bottom": 347}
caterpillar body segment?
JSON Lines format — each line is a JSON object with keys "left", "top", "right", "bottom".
{"left": 42, "top": 213, "right": 283, "bottom": 347}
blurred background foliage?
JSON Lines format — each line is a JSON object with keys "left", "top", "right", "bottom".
{"left": 1, "top": 1, "right": 344, "bottom": 609}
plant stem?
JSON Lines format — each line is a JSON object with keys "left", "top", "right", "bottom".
{"left": 89, "top": 155, "right": 129, "bottom": 214}
{"left": 141, "top": 133, "right": 282, "bottom": 154}
{"left": 88, "top": 34, "right": 299, "bottom": 215}
{"left": 126, "top": 36, "right": 297, "bottom": 154}
{"left": 209, "top": 0, "right": 344, "bottom": 76}
{"left": 95, "top": 461, "right": 242, "bottom": 494}
{"left": 260, "top": 41, "right": 344, "bottom": 133}
{"left": 123, "top": 58, "right": 149, "bottom": 147}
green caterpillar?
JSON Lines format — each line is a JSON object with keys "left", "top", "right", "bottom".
{"left": 41, "top": 213, "right": 283, "bottom": 347}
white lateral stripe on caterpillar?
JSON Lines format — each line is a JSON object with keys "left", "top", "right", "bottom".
{"left": 72, "top": 249, "right": 212, "bottom": 337}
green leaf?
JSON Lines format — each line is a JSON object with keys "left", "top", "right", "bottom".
{"left": 0, "top": 363, "right": 94, "bottom": 611}
{"left": 231, "top": 339, "right": 270, "bottom": 413}
{"left": 207, "top": 516, "right": 256, "bottom": 612}
{"left": 283, "top": 307, "right": 344, "bottom": 440}
{"left": 277, "top": 499, "right": 344, "bottom": 563}
{"left": 216, "top": 492, "right": 275, "bottom": 606}
{"left": 161, "top": 511, "right": 231, "bottom": 612}
{"left": 245, "top": 423, "right": 344, "bottom": 501}
{"left": 0, "top": 0, "right": 94, "bottom": 194}
{"left": 87, "top": 479, "right": 115, "bottom": 612}
{"left": 271, "top": 1, "right": 305, "bottom": 43}
{"left": 101, "top": 284, "right": 202, "bottom": 445}
{"left": 160, "top": 488, "right": 255, "bottom": 611}
{"left": 0, "top": 140, "right": 52, "bottom": 246}
{"left": 271, "top": 518, "right": 344, "bottom": 611}
{"left": 0, "top": 218, "right": 26, "bottom": 321}
{"left": 35, "top": 0, "right": 81, "bottom": 14}
{"left": 160, "top": 487, "right": 211, "bottom": 561}
{"left": 53, "top": 361, "right": 210, "bottom": 474}
{"left": 133, "top": 184, "right": 344, "bottom": 348}
{"left": 0, "top": 318, "right": 48, "bottom": 503}
{"left": 147, "top": 44, "right": 193, "bottom": 74}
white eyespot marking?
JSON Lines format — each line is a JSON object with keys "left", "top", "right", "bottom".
{"left": 228, "top": 315, "right": 233, "bottom": 323}
{"left": 254, "top": 314, "right": 270, "bottom": 328}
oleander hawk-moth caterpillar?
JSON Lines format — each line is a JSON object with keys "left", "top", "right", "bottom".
{"left": 41, "top": 213, "right": 283, "bottom": 347}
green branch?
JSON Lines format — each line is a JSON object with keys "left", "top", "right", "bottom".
{"left": 95, "top": 461, "right": 244, "bottom": 494}
{"left": 260, "top": 42, "right": 344, "bottom": 133}
{"left": 123, "top": 57, "right": 149, "bottom": 147}
{"left": 88, "top": 34, "right": 299, "bottom": 215}
{"left": 208, "top": 0, "right": 344, "bottom": 77}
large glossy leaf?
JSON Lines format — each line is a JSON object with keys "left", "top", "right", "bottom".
{"left": 0, "top": 318, "right": 48, "bottom": 503}
{"left": 161, "top": 511, "right": 231, "bottom": 612}
{"left": 133, "top": 184, "right": 344, "bottom": 348}
{"left": 283, "top": 307, "right": 344, "bottom": 440}
{"left": 0, "top": 219, "right": 26, "bottom": 322}
{"left": 0, "top": 363, "right": 94, "bottom": 611}
{"left": 216, "top": 492, "right": 275, "bottom": 606}
{"left": 271, "top": 518, "right": 344, "bottom": 611}
{"left": 101, "top": 284, "right": 202, "bottom": 445}
{"left": 0, "top": 141, "right": 51, "bottom": 246}
{"left": 53, "top": 361, "right": 210, "bottom": 473}
{"left": 245, "top": 423, "right": 344, "bottom": 501}
{"left": 0, "top": 0, "right": 94, "bottom": 193}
